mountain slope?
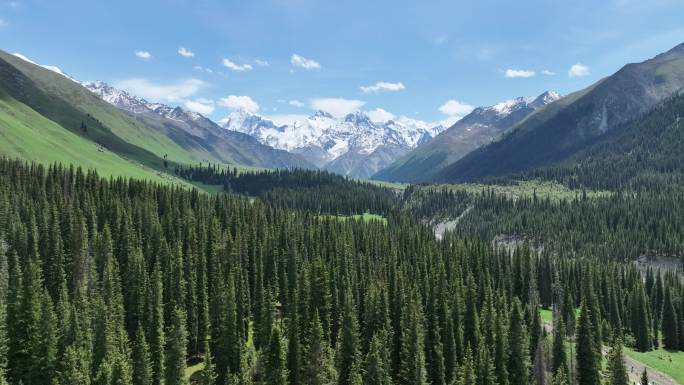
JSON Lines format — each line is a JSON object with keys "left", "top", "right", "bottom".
{"left": 222, "top": 109, "right": 444, "bottom": 178}
{"left": 82, "top": 81, "right": 314, "bottom": 169}
{"left": 525, "top": 91, "right": 684, "bottom": 190}
{"left": 434, "top": 42, "right": 684, "bottom": 183}
{"left": 374, "top": 91, "right": 561, "bottom": 182}
{"left": 0, "top": 51, "right": 312, "bottom": 176}
{"left": 0, "top": 89, "right": 176, "bottom": 183}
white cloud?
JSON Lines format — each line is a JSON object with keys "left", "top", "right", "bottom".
{"left": 184, "top": 98, "right": 215, "bottom": 115}
{"left": 291, "top": 54, "right": 321, "bottom": 70}
{"left": 310, "top": 98, "right": 365, "bottom": 117}
{"left": 366, "top": 108, "right": 396, "bottom": 123}
{"left": 218, "top": 95, "right": 259, "bottom": 113}
{"left": 542, "top": 69, "right": 556, "bottom": 76}
{"left": 568, "top": 63, "right": 590, "bottom": 77}
{"left": 135, "top": 51, "right": 152, "bottom": 61}
{"left": 360, "top": 81, "right": 405, "bottom": 93}
{"left": 255, "top": 59, "right": 270, "bottom": 67}
{"left": 439, "top": 100, "right": 474, "bottom": 116}
{"left": 178, "top": 47, "right": 195, "bottom": 58}
{"left": 222, "top": 58, "right": 253, "bottom": 72}
{"left": 114, "top": 78, "right": 206, "bottom": 103}
{"left": 193, "top": 65, "right": 214, "bottom": 73}
{"left": 504, "top": 69, "right": 536, "bottom": 78}
{"left": 288, "top": 100, "right": 305, "bottom": 108}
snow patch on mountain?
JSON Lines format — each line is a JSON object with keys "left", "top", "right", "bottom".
{"left": 12, "top": 53, "right": 78, "bottom": 82}
{"left": 220, "top": 108, "right": 446, "bottom": 168}
{"left": 81, "top": 80, "right": 209, "bottom": 125}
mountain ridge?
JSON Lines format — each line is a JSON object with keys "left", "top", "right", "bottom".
{"left": 222, "top": 108, "right": 445, "bottom": 178}
{"left": 373, "top": 90, "right": 562, "bottom": 182}
{"left": 80, "top": 79, "right": 315, "bottom": 170}
{"left": 433, "top": 42, "right": 684, "bottom": 183}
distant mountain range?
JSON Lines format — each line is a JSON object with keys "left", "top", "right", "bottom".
{"left": 431, "top": 42, "right": 684, "bottom": 183}
{"left": 221, "top": 109, "right": 445, "bottom": 178}
{"left": 79, "top": 80, "right": 314, "bottom": 169}
{"left": 374, "top": 91, "right": 561, "bottom": 182}
{"left": 3, "top": 41, "right": 684, "bottom": 187}
{"left": 0, "top": 50, "right": 315, "bottom": 185}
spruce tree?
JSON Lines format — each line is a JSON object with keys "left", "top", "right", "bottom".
{"left": 337, "top": 285, "right": 360, "bottom": 385}
{"left": 149, "top": 260, "right": 166, "bottom": 385}
{"left": 640, "top": 368, "right": 648, "bottom": 385}
{"left": 576, "top": 302, "right": 600, "bottom": 385}
{"left": 661, "top": 286, "right": 678, "bottom": 350}
{"left": 507, "top": 299, "right": 530, "bottom": 385}
{"left": 398, "top": 288, "right": 427, "bottom": 385}
{"left": 457, "top": 347, "right": 476, "bottom": 385}
{"left": 605, "top": 339, "right": 628, "bottom": 385}
{"left": 551, "top": 368, "right": 569, "bottom": 385}
{"left": 264, "top": 326, "right": 287, "bottom": 385}
{"left": 165, "top": 307, "right": 189, "bottom": 385}
{"left": 630, "top": 285, "right": 651, "bottom": 352}
{"left": 551, "top": 316, "right": 568, "bottom": 375}
{"left": 200, "top": 339, "right": 217, "bottom": 385}
{"left": 132, "top": 324, "right": 153, "bottom": 385}
{"left": 303, "top": 311, "right": 337, "bottom": 385}
{"left": 364, "top": 332, "right": 391, "bottom": 385}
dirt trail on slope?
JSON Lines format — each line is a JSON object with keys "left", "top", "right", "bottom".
{"left": 543, "top": 319, "right": 679, "bottom": 385}
{"left": 433, "top": 205, "right": 473, "bottom": 240}
{"left": 620, "top": 351, "right": 678, "bottom": 385}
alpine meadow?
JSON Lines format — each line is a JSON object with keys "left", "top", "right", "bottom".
{"left": 2, "top": 1, "right": 684, "bottom": 385}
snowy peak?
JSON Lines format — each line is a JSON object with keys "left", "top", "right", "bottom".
{"left": 530, "top": 90, "right": 562, "bottom": 108}
{"left": 489, "top": 96, "right": 533, "bottom": 116}
{"left": 12, "top": 53, "right": 78, "bottom": 82}
{"left": 221, "top": 109, "right": 279, "bottom": 135}
{"left": 81, "top": 80, "right": 218, "bottom": 133}
{"left": 343, "top": 111, "right": 373, "bottom": 126}
{"left": 81, "top": 80, "right": 151, "bottom": 114}
{"left": 464, "top": 91, "right": 562, "bottom": 123}
{"left": 311, "top": 110, "right": 334, "bottom": 119}
{"left": 221, "top": 108, "right": 446, "bottom": 169}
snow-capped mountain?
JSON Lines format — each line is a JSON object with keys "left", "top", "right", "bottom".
{"left": 374, "top": 91, "right": 563, "bottom": 182}
{"left": 220, "top": 109, "right": 446, "bottom": 178}
{"left": 80, "top": 81, "right": 314, "bottom": 169}
{"left": 82, "top": 81, "right": 207, "bottom": 125}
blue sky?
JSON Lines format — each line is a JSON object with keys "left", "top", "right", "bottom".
{"left": 1, "top": 0, "right": 683, "bottom": 125}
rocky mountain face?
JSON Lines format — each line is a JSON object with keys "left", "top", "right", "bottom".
{"left": 81, "top": 81, "right": 314, "bottom": 169}
{"left": 433, "top": 42, "right": 684, "bottom": 183}
{"left": 373, "top": 91, "right": 562, "bottom": 183}
{"left": 221, "top": 109, "right": 445, "bottom": 178}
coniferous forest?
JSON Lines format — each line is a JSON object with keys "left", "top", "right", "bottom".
{"left": 0, "top": 158, "right": 682, "bottom": 385}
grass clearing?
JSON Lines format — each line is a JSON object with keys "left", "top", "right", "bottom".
{"left": 318, "top": 212, "right": 388, "bottom": 225}
{"left": 365, "top": 178, "right": 409, "bottom": 191}
{"left": 624, "top": 347, "right": 684, "bottom": 384}
{"left": 185, "top": 361, "right": 205, "bottom": 383}
{"left": 430, "top": 180, "right": 611, "bottom": 202}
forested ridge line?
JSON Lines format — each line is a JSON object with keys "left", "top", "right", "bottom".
{"left": 404, "top": 185, "right": 684, "bottom": 261}
{"left": 0, "top": 157, "right": 680, "bottom": 385}
{"left": 175, "top": 164, "right": 398, "bottom": 217}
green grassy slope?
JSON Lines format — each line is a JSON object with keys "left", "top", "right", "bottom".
{"left": 0, "top": 94, "right": 179, "bottom": 183}
{"left": 624, "top": 347, "right": 684, "bottom": 384}
{"left": 0, "top": 51, "right": 200, "bottom": 169}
